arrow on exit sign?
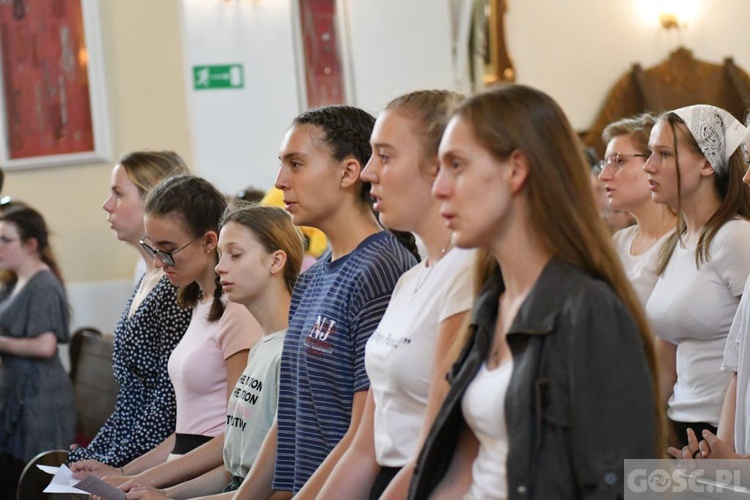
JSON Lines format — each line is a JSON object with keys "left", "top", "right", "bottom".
{"left": 193, "top": 64, "right": 244, "bottom": 90}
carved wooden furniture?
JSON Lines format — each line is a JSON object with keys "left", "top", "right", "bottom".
{"left": 583, "top": 47, "right": 750, "bottom": 156}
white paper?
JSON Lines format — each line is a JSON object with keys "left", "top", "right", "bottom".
{"left": 36, "top": 464, "right": 59, "bottom": 475}
{"left": 42, "top": 464, "right": 88, "bottom": 494}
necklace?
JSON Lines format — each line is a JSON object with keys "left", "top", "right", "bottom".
{"left": 408, "top": 234, "right": 453, "bottom": 302}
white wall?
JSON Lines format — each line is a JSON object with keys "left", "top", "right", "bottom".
{"left": 506, "top": 0, "right": 750, "bottom": 130}
{"left": 180, "top": 0, "right": 455, "bottom": 192}
{"left": 180, "top": 0, "right": 301, "bottom": 194}
{"left": 346, "top": 0, "right": 455, "bottom": 113}
{"left": 181, "top": 0, "right": 750, "bottom": 190}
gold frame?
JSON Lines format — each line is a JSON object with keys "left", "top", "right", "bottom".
{"left": 483, "top": 0, "right": 514, "bottom": 85}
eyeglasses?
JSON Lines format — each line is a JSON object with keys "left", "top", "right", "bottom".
{"left": 597, "top": 152, "right": 650, "bottom": 174}
{"left": 139, "top": 236, "right": 199, "bottom": 266}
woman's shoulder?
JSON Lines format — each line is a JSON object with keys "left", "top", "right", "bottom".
{"left": 30, "top": 268, "right": 63, "bottom": 287}
{"left": 28, "top": 269, "right": 67, "bottom": 299}
{"left": 540, "top": 260, "right": 626, "bottom": 315}
{"left": 713, "top": 217, "right": 750, "bottom": 244}
{"left": 354, "top": 231, "right": 417, "bottom": 270}
{"left": 612, "top": 225, "right": 638, "bottom": 248}
{"left": 220, "top": 300, "right": 256, "bottom": 325}
{"left": 707, "top": 218, "right": 750, "bottom": 263}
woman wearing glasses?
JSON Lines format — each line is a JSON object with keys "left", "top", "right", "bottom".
{"left": 74, "top": 175, "right": 260, "bottom": 484}
{"left": 118, "top": 205, "right": 305, "bottom": 498}
{"left": 69, "top": 151, "right": 192, "bottom": 470}
{"left": 0, "top": 205, "right": 74, "bottom": 499}
{"left": 644, "top": 105, "right": 750, "bottom": 449}
{"left": 597, "top": 113, "right": 675, "bottom": 306}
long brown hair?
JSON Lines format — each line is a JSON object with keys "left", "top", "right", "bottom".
{"left": 454, "top": 84, "right": 665, "bottom": 451}
{"left": 655, "top": 114, "right": 750, "bottom": 274}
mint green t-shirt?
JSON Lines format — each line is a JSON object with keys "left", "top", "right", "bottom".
{"left": 223, "top": 329, "right": 285, "bottom": 478}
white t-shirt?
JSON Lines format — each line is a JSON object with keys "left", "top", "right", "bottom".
{"left": 722, "top": 277, "right": 750, "bottom": 454}
{"left": 647, "top": 219, "right": 750, "bottom": 426}
{"left": 224, "top": 329, "right": 285, "bottom": 478}
{"left": 612, "top": 225, "right": 674, "bottom": 307}
{"left": 462, "top": 360, "right": 513, "bottom": 500}
{"left": 365, "top": 247, "right": 475, "bottom": 467}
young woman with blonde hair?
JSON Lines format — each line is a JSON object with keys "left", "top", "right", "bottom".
{"left": 598, "top": 113, "right": 675, "bottom": 305}
{"left": 317, "top": 90, "right": 475, "bottom": 500}
{"left": 409, "top": 84, "right": 662, "bottom": 499}
{"left": 69, "top": 151, "right": 192, "bottom": 467}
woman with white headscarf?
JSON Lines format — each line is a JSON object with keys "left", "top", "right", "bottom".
{"left": 644, "top": 104, "right": 750, "bottom": 450}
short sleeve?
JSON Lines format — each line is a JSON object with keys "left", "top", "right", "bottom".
{"left": 216, "top": 301, "right": 262, "bottom": 359}
{"left": 350, "top": 289, "right": 393, "bottom": 393}
{"left": 438, "top": 249, "right": 476, "bottom": 323}
{"left": 712, "top": 220, "right": 750, "bottom": 297}
{"left": 349, "top": 246, "right": 414, "bottom": 393}
{"left": 25, "top": 274, "right": 70, "bottom": 343}
{"left": 722, "top": 277, "right": 750, "bottom": 372}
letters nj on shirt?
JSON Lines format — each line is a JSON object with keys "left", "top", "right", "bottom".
{"left": 305, "top": 315, "right": 337, "bottom": 355}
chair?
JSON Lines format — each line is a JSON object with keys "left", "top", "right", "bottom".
{"left": 68, "top": 326, "right": 102, "bottom": 383}
{"left": 68, "top": 328, "right": 118, "bottom": 446}
{"left": 16, "top": 450, "right": 86, "bottom": 500}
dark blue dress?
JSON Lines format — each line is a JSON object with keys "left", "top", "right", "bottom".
{"left": 68, "top": 275, "right": 191, "bottom": 467}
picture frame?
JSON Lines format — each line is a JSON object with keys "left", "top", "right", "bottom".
{"left": 481, "top": 0, "right": 514, "bottom": 85}
{"left": 290, "top": 0, "right": 353, "bottom": 111}
{"left": 0, "top": 0, "right": 110, "bottom": 170}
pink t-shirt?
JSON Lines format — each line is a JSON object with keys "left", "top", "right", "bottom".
{"left": 168, "top": 299, "right": 260, "bottom": 436}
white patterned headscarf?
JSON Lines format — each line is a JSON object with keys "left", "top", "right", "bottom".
{"left": 671, "top": 105, "right": 747, "bottom": 174}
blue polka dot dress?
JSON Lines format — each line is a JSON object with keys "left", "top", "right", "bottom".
{"left": 68, "top": 275, "right": 191, "bottom": 467}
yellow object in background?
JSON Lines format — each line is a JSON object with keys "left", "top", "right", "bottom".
{"left": 260, "top": 187, "right": 328, "bottom": 258}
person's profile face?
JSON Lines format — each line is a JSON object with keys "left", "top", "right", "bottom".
{"left": 434, "top": 115, "right": 513, "bottom": 250}
{"left": 644, "top": 120, "right": 708, "bottom": 208}
{"left": 598, "top": 135, "right": 652, "bottom": 213}
{"left": 216, "top": 221, "right": 275, "bottom": 307}
{"left": 362, "top": 108, "right": 434, "bottom": 233}
{"left": 102, "top": 164, "right": 146, "bottom": 245}
{"left": 274, "top": 123, "right": 344, "bottom": 229}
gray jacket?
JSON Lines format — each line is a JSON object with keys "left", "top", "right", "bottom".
{"left": 409, "top": 259, "right": 658, "bottom": 499}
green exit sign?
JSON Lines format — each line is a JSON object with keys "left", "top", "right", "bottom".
{"left": 193, "top": 64, "right": 244, "bottom": 90}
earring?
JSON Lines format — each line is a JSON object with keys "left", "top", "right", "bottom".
{"left": 271, "top": 269, "right": 276, "bottom": 276}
